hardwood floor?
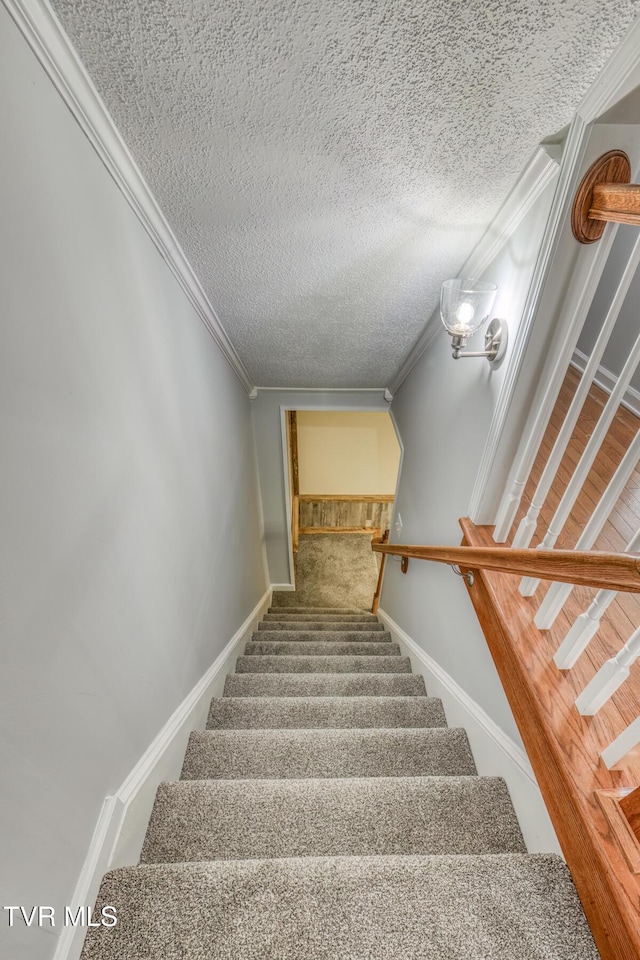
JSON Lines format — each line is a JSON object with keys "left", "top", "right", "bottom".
{"left": 508, "top": 365, "right": 640, "bottom": 780}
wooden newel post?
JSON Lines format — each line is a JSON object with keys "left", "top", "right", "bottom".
{"left": 572, "top": 150, "right": 640, "bottom": 243}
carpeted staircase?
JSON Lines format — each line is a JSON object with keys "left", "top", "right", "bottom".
{"left": 81, "top": 604, "right": 600, "bottom": 959}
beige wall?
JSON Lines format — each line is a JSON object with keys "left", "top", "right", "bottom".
{"left": 297, "top": 412, "right": 401, "bottom": 495}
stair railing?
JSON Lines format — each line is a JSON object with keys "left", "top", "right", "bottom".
{"left": 371, "top": 538, "right": 640, "bottom": 593}
{"left": 371, "top": 531, "right": 640, "bottom": 764}
{"left": 372, "top": 520, "right": 640, "bottom": 960}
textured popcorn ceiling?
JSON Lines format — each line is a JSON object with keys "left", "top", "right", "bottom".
{"left": 51, "top": 0, "right": 640, "bottom": 387}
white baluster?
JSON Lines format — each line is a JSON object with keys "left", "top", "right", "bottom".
{"left": 493, "top": 231, "right": 617, "bottom": 543}
{"left": 513, "top": 235, "right": 640, "bottom": 551}
{"left": 533, "top": 430, "right": 640, "bottom": 629}
{"left": 554, "top": 526, "right": 640, "bottom": 669}
{"left": 519, "top": 330, "right": 640, "bottom": 597}
{"left": 601, "top": 716, "right": 640, "bottom": 770}
{"left": 575, "top": 626, "right": 640, "bottom": 715}
{"left": 553, "top": 590, "right": 616, "bottom": 669}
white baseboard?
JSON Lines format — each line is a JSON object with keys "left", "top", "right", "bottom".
{"left": 54, "top": 587, "right": 271, "bottom": 960}
{"left": 571, "top": 348, "right": 640, "bottom": 419}
{"left": 270, "top": 582, "right": 295, "bottom": 591}
{"left": 378, "top": 608, "right": 562, "bottom": 856}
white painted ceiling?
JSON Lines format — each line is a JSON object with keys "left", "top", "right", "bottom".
{"left": 51, "top": 0, "right": 639, "bottom": 387}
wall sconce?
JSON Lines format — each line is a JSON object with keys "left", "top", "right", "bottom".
{"left": 440, "top": 278, "right": 508, "bottom": 362}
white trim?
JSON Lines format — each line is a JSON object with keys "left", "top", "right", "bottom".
{"left": 389, "top": 145, "right": 560, "bottom": 396}
{"left": 378, "top": 609, "right": 535, "bottom": 784}
{"left": 270, "top": 582, "right": 296, "bottom": 591}
{"left": 53, "top": 588, "right": 271, "bottom": 960}
{"left": 462, "top": 146, "right": 561, "bottom": 280}
{"left": 571, "top": 348, "right": 640, "bottom": 419}
{"left": 3, "top": 0, "right": 253, "bottom": 394}
{"left": 377, "top": 607, "right": 561, "bottom": 854}
{"left": 469, "top": 119, "right": 592, "bottom": 526}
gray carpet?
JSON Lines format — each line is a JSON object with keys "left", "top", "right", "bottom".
{"left": 254, "top": 627, "right": 389, "bottom": 639}
{"left": 180, "top": 728, "right": 478, "bottom": 780}
{"left": 222, "top": 672, "right": 428, "bottom": 697}
{"left": 268, "top": 606, "right": 369, "bottom": 614}
{"left": 244, "top": 640, "right": 401, "bottom": 657}
{"left": 206, "top": 695, "right": 447, "bottom": 728}
{"left": 263, "top": 612, "right": 378, "bottom": 622}
{"left": 80, "top": 601, "right": 600, "bottom": 960}
{"left": 258, "top": 619, "right": 386, "bottom": 630}
{"left": 141, "top": 777, "right": 525, "bottom": 862}
{"left": 273, "top": 534, "right": 380, "bottom": 608}
{"left": 235, "top": 653, "right": 413, "bottom": 673}
{"left": 82, "top": 856, "right": 599, "bottom": 960}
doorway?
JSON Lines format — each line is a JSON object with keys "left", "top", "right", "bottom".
{"left": 282, "top": 410, "right": 401, "bottom": 608}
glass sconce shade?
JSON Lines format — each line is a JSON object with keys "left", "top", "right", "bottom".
{"left": 440, "top": 279, "right": 498, "bottom": 340}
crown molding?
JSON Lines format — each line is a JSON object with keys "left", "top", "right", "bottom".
{"left": 3, "top": 0, "right": 254, "bottom": 394}
{"left": 578, "top": 14, "right": 640, "bottom": 122}
{"left": 469, "top": 113, "right": 588, "bottom": 525}
{"left": 460, "top": 145, "right": 561, "bottom": 280}
{"left": 389, "top": 145, "right": 560, "bottom": 396}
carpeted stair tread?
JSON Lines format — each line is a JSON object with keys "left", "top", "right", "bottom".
{"left": 223, "top": 673, "right": 428, "bottom": 697}
{"left": 244, "top": 640, "right": 401, "bottom": 657}
{"left": 235, "top": 654, "right": 411, "bottom": 674}
{"left": 253, "top": 628, "right": 390, "bottom": 642}
{"left": 141, "top": 776, "right": 525, "bottom": 863}
{"left": 262, "top": 613, "right": 378, "bottom": 622}
{"left": 181, "top": 728, "right": 476, "bottom": 779}
{"left": 258, "top": 620, "right": 385, "bottom": 632}
{"left": 81, "top": 854, "right": 599, "bottom": 960}
{"left": 268, "top": 606, "right": 368, "bottom": 614}
{"left": 207, "top": 695, "right": 446, "bottom": 728}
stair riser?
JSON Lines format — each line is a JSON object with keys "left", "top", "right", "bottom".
{"left": 268, "top": 607, "right": 368, "bottom": 615}
{"left": 244, "top": 641, "right": 401, "bottom": 657}
{"left": 253, "top": 630, "right": 391, "bottom": 642}
{"left": 262, "top": 614, "right": 378, "bottom": 622}
{"left": 222, "top": 674, "right": 428, "bottom": 697}
{"left": 141, "top": 777, "right": 525, "bottom": 863}
{"left": 207, "top": 696, "right": 446, "bottom": 729}
{"left": 258, "top": 621, "right": 385, "bottom": 631}
{"left": 235, "top": 656, "right": 412, "bottom": 674}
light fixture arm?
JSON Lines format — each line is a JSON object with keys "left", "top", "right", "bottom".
{"left": 450, "top": 318, "right": 508, "bottom": 363}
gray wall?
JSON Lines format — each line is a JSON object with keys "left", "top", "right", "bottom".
{"left": 577, "top": 222, "right": 640, "bottom": 392}
{"left": 252, "top": 391, "right": 392, "bottom": 585}
{"left": 0, "top": 11, "right": 267, "bottom": 960}
{"left": 380, "top": 184, "right": 555, "bottom": 743}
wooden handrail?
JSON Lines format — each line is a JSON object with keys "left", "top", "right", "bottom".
{"left": 371, "top": 535, "right": 640, "bottom": 593}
